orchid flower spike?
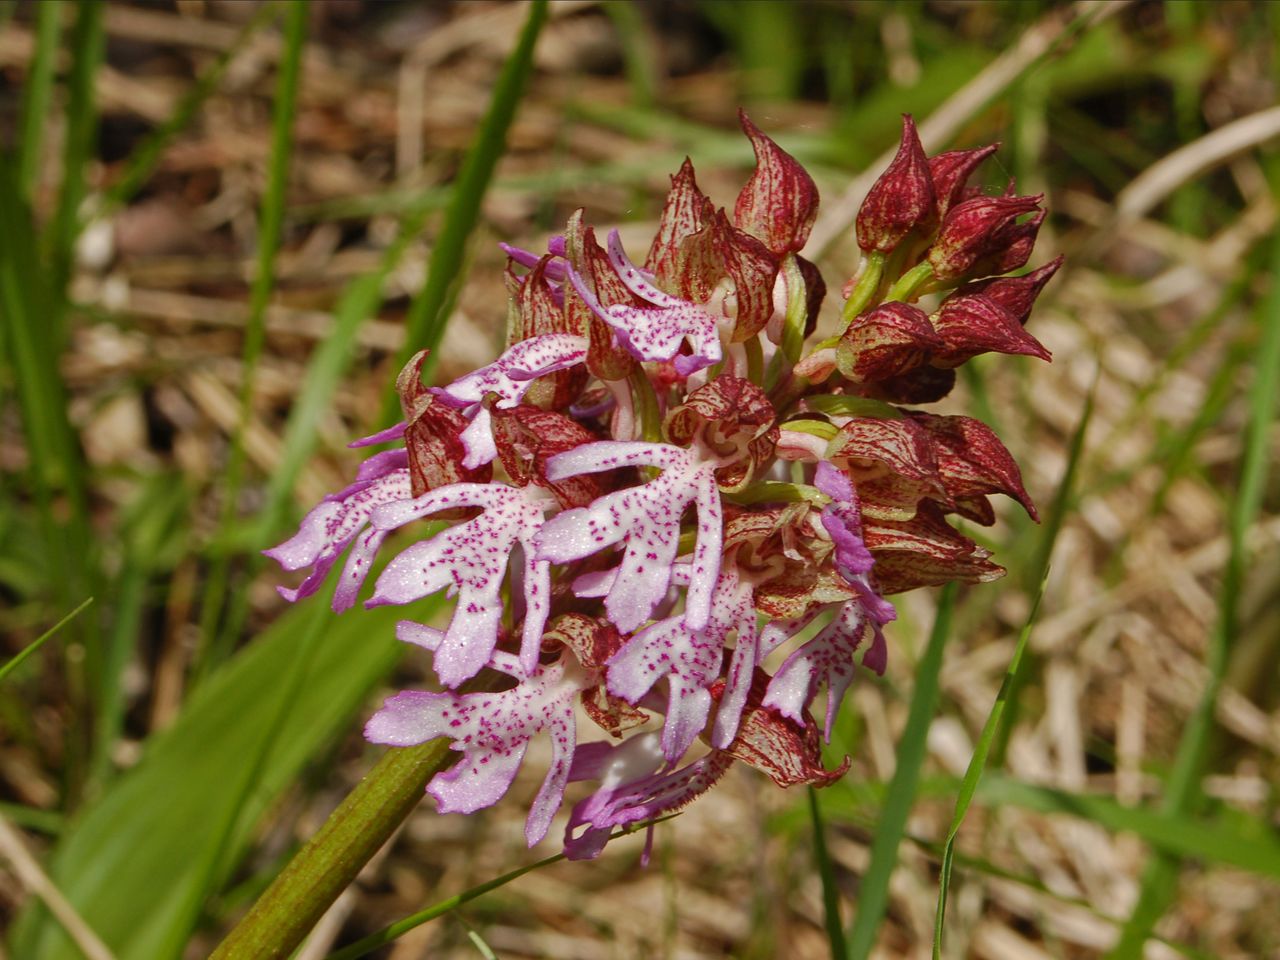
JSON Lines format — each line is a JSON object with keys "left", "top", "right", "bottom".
{"left": 267, "top": 111, "right": 1054, "bottom": 858}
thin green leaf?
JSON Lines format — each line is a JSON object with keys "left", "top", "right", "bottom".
{"left": 808, "top": 786, "right": 847, "bottom": 960}
{"left": 0, "top": 154, "right": 99, "bottom": 778}
{"left": 324, "top": 852, "right": 566, "bottom": 960}
{"left": 8, "top": 596, "right": 422, "bottom": 960}
{"left": 845, "top": 583, "right": 957, "bottom": 959}
{"left": 931, "top": 573, "right": 1047, "bottom": 959}
{"left": 391, "top": 0, "right": 549, "bottom": 397}
{"left": 100, "top": 4, "right": 278, "bottom": 215}
{"left": 1107, "top": 191, "right": 1280, "bottom": 958}
{"left": 17, "top": 0, "right": 61, "bottom": 198}
{"left": 0, "top": 803, "right": 64, "bottom": 837}
{"left": 974, "top": 777, "right": 1280, "bottom": 881}
{"left": 47, "top": 0, "right": 104, "bottom": 304}
{"left": 0, "top": 598, "right": 94, "bottom": 685}
{"left": 254, "top": 194, "right": 438, "bottom": 543}
{"left": 195, "top": 0, "right": 308, "bottom": 680}
{"left": 321, "top": 812, "right": 679, "bottom": 960}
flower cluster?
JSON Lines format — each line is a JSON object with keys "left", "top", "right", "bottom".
{"left": 267, "top": 112, "right": 1056, "bottom": 860}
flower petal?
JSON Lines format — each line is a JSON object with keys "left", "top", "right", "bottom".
{"left": 536, "top": 442, "right": 723, "bottom": 633}
{"left": 366, "top": 659, "right": 585, "bottom": 846}
{"left": 264, "top": 465, "right": 412, "bottom": 610}
{"left": 367, "top": 483, "right": 554, "bottom": 687}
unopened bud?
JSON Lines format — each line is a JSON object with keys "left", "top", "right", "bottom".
{"left": 954, "top": 255, "right": 1063, "bottom": 325}
{"left": 836, "top": 301, "right": 942, "bottom": 383}
{"left": 735, "top": 110, "right": 819, "bottom": 255}
{"left": 928, "top": 194, "right": 1042, "bottom": 281}
{"left": 856, "top": 115, "right": 935, "bottom": 254}
{"left": 928, "top": 144, "right": 999, "bottom": 219}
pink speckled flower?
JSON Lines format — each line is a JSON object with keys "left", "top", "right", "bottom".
{"left": 267, "top": 112, "right": 1054, "bottom": 859}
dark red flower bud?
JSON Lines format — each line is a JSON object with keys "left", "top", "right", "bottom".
{"left": 711, "top": 670, "right": 849, "bottom": 787}
{"left": 928, "top": 144, "right": 999, "bottom": 219}
{"left": 396, "top": 351, "right": 493, "bottom": 499}
{"left": 506, "top": 255, "right": 588, "bottom": 408}
{"left": 673, "top": 209, "right": 779, "bottom": 342}
{"left": 645, "top": 158, "right": 713, "bottom": 287}
{"left": 828, "top": 415, "right": 949, "bottom": 520}
{"left": 953, "top": 255, "right": 1063, "bottom": 325}
{"left": 734, "top": 110, "right": 820, "bottom": 255}
{"left": 492, "top": 404, "right": 609, "bottom": 509}
{"left": 856, "top": 115, "right": 936, "bottom": 254}
{"left": 863, "top": 502, "right": 1005, "bottom": 593}
{"left": 865, "top": 366, "right": 956, "bottom": 405}
{"left": 928, "top": 194, "right": 1042, "bottom": 281}
{"left": 563, "top": 209, "right": 637, "bottom": 381}
{"left": 967, "top": 209, "right": 1045, "bottom": 280}
{"left": 930, "top": 293, "right": 1051, "bottom": 367}
{"left": 666, "top": 376, "right": 778, "bottom": 489}
{"left": 909, "top": 413, "right": 1038, "bottom": 522}
{"left": 836, "top": 301, "right": 943, "bottom": 383}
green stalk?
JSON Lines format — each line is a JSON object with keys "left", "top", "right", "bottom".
{"left": 809, "top": 787, "right": 847, "bottom": 960}
{"left": 195, "top": 0, "right": 308, "bottom": 681}
{"left": 47, "top": 0, "right": 104, "bottom": 307}
{"left": 210, "top": 672, "right": 503, "bottom": 960}
{"left": 883, "top": 260, "right": 935, "bottom": 303}
{"left": 324, "top": 851, "right": 565, "bottom": 960}
{"left": 845, "top": 583, "right": 957, "bottom": 959}
{"left": 1105, "top": 197, "right": 1280, "bottom": 959}
{"left": 630, "top": 364, "right": 664, "bottom": 443}
{"left": 17, "top": 0, "right": 62, "bottom": 199}
{"left": 840, "top": 250, "right": 884, "bottom": 324}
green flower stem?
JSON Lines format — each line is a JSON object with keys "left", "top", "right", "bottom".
{"left": 780, "top": 252, "right": 809, "bottom": 364}
{"left": 210, "top": 672, "right": 502, "bottom": 960}
{"left": 884, "top": 260, "right": 936, "bottom": 303}
{"left": 839, "top": 250, "right": 885, "bottom": 324}
{"left": 630, "top": 365, "right": 663, "bottom": 443}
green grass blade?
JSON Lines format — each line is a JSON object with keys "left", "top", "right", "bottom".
{"left": 100, "top": 4, "right": 278, "bottom": 214}
{"left": 931, "top": 573, "right": 1047, "bottom": 960}
{"left": 0, "top": 154, "right": 99, "bottom": 786}
{"left": 808, "top": 786, "right": 847, "bottom": 960}
{"left": 845, "top": 582, "right": 957, "bottom": 959}
{"left": 17, "top": 0, "right": 62, "bottom": 198}
{"left": 810, "top": 773, "right": 1280, "bottom": 885}
{"left": 7, "top": 596, "right": 423, "bottom": 960}
{"left": 320, "top": 811, "right": 677, "bottom": 960}
{"left": 223, "top": 189, "right": 440, "bottom": 673}
{"left": 1106, "top": 192, "right": 1280, "bottom": 958}
{"left": 324, "top": 851, "right": 566, "bottom": 960}
{"left": 0, "top": 598, "right": 94, "bottom": 685}
{"left": 173, "top": 596, "right": 333, "bottom": 958}
{"left": 602, "top": 1, "right": 659, "bottom": 109}
{"left": 255, "top": 195, "right": 438, "bottom": 543}
{"left": 47, "top": 0, "right": 104, "bottom": 304}
{"left": 390, "top": 0, "right": 548, "bottom": 398}
{"left": 195, "top": 0, "right": 308, "bottom": 679}
{"left": 974, "top": 777, "right": 1280, "bottom": 880}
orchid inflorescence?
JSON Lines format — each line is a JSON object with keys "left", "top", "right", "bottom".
{"left": 267, "top": 112, "right": 1057, "bottom": 861}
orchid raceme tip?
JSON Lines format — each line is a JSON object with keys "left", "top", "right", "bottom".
{"left": 267, "top": 112, "right": 1054, "bottom": 859}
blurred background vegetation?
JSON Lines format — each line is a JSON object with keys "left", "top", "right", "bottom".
{"left": 1, "top": 1, "right": 1278, "bottom": 958}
